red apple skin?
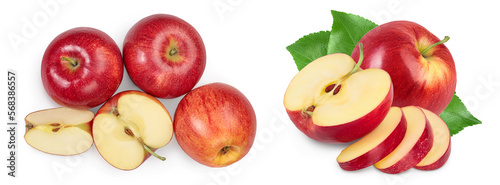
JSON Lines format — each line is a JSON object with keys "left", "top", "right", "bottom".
{"left": 377, "top": 113, "right": 434, "bottom": 174}
{"left": 286, "top": 86, "right": 393, "bottom": 143}
{"left": 338, "top": 108, "right": 407, "bottom": 171}
{"left": 93, "top": 90, "right": 167, "bottom": 170}
{"left": 174, "top": 83, "right": 256, "bottom": 167}
{"left": 123, "top": 14, "right": 206, "bottom": 99}
{"left": 41, "top": 27, "right": 123, "bottom": 109}
{"left": 351, "top": 21, "right": 456, "bottom": 114}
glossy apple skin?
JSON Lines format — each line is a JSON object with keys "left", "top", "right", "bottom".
{"left": 286, "top": 86, "right": 393, "bottom": 143}
{"left": 41, "top": 27, "right": 123, "bottom": 109}
{"left": 174, "top": 83, "right": 256, "bottom": 167}
{"left": 377, "top": 114, "right": 434, "bottom": 174}
{"left": 351, "top": 21, "right": 456, "bottom": 114}
{"left": 123, "top": 14, "right": 206, "bottom": 98}
{"left": 338, "top": 108, "right": 407, "bottom": 171}
{"left": 93, "top": 90, "right": 167, "bottom": 170}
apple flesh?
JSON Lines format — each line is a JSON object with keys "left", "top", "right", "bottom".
{"left": 284, "top": 50, "right": 393, "bottom": 143}
{"left": 24, "top": 107, "right": 94, "bottom": 155}
{"left": 41, "top": 27, "right": 123, "bottom": 109}
{"left": 415, "top": 108, "right": 451, "bottom": 170}
{"left": 123, "top": 14, "right": 206, "bottom": 98}
{"left": 174, "top": 83, "right": 256, "bottom": 167}
{"left": 374, "top": 106, "right": 433, "bottom": 174}
{"left": 337, "top": 107, "right": 406, "bottom": 171}
{"left": 93, "top": 90, "right": 173, "bottom": 170}
{"left": 351, "top": 21, "right": 456, "bottom": 114}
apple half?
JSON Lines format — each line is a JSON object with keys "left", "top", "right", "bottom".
{"left": 24, "top": 107, "right": 94, "bottom": 155}
{"left": 337, "top": 107, "right": 406, "bottom": 171}
{"left": 93, "top": 90, "right": 173, "bottom": 170}
{"left": 284, "top": 48, "right": 393, "bottom": 143}
{"left": 374, "top": 106, "right": 434, "bottom": 174}
{"left": 414, "top": 108, "right": 451, "bottom": 170}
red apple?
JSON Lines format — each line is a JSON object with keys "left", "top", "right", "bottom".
{"left": 41, "top": 27, "right": 123, "bottom": 109}
{"left": 351, "top": 21, "right": 456, "bottom": 114}
{"left": 174, "top": 83, "right": 256, "bottom": 167}
{"left": 284, "top": 47, "right": 393, "bottom": 143}
{"left": 93, "top": 90, "right": 173, "bottom": 170}
{"left": 123, "top": 14, "right": 206, "bottom": 98}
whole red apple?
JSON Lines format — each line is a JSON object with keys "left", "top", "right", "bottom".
{"left": 174, "top": 83, "right": 256, "bottom": 167}
{"left": 351, "top": 21, "right": 456, "bottom": 114}
{"left": 123, "top": 14, "right": 206, "bottom": 99}
{"left": 41, "top": 27, "right": 123, "bottom": 109}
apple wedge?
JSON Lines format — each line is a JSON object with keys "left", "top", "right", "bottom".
{"left": 374, "top": 106, "right": 433, "bottom": 174}
{"left": 414, "top": 108, "right": 451, "bottom": 170}
{"left": 93, "top": 91, "right": 173, "bottom": 170}
{"left": 337, "top": 107, "right": 406, "bottom": 171}
{"left": 284, "top": 45, "right": 393, "bottom": 143}
{"left": 24, "top": 107, "right": 94, "bottom": 156}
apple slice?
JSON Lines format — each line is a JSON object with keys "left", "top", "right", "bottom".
{"left": 337, "top": 107, "right": 406, "bottom": 171}
{"left": 24, "top": 107, "right": 94, "bottom": 155}
{"left": 93, "top": 91, "right": 173, "bottom": 170}
{"left": 284, "top": 45, "right": 393, "bottom": 143}
{"left": 374, "top": 106, "right": 434, "bottom": 174}
{"left": 414, "top": 108, "right": 451, "bottom": 170}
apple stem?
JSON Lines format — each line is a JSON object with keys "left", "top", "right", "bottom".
{"left": 169, "top": 47, "right": 178, "bottom": 56}
{"left": 349, "top": 43, "right": 363, "bottom": 76}
{"left": 60, "top": 56, "right": 79, "bottom": 67}
{"left": 420, "top": 36, "right": 450, "bottom": 56}
{"left": 143, "top": 145, "right": 166, "bottom": 161}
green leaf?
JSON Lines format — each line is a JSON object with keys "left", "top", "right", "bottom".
{"left": 439, "top": 94, "right": 482, "bottom": 136}
{"left": 327, "top": 10, "right": 378, "bottom": 55}
{"left": 286, "top": 31, "right": 331, "bottom": 71}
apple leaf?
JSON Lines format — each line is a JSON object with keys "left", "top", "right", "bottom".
{"left": 327, "top": 10, "right": 378, "bottom": 55}
{"left": 439, "top": 94, "right": 482, "bottom": 136}
{"left": 286, "top": 31, "right": 331, "bottom": 71}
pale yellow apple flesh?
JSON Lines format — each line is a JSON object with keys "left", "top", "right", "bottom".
{"left": 337, "top": 107, "right": 404, "bottom": 163}
{"left": 284, "top": 53, "right": 392, "bottom": 126}
{"left": 93, "top": 93, "right": 173, "bottom": 170}
{"left": 416, "top": 108, "right": 451, "bottom": 168}
{"left": 24, "top": 107, "right": 94, "bottom": 156}
{"left": 374, "top": 106, "right": 430, "bottom": 170}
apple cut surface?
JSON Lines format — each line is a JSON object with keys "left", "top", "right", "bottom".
{"left": 374, "top": 106, "right": 433, "bottom": 174}
{"left": 337, "top": 107, "right": 406, "bottom": 171}
{"left": 24, "top": 107, "right": 94, "bottom": 156}
{"left": 284, "top": 53, "right": 393, "bottom": 143}
{"left": 93, "top": 91, "right": 173, "bottom": 170}
{"left": 415, "top": 108, "right": 451, "bottom": 170}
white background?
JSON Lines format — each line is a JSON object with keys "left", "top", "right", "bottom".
{"left": 2, "top": 0, "right": 499, "bottom": 184}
